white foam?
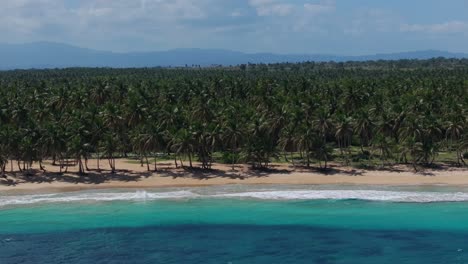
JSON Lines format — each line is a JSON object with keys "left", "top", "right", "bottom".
{"left": 0, "top": 190, "right": 198, "bottom": 207}
{"left": 213, "top": 190, "right": 468, "bottom": 203}
{"left": 2, "top": 188, "right": 468, "bottom": 207}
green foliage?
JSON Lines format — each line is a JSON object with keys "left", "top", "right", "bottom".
{"left": 0, "top": 58, "right": 467, "bottom": 174}
{"left": 220, "top": 152, "right": 240, "bottom": 165}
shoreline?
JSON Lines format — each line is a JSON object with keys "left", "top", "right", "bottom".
{"left": 1, "top": 159, "right": 467, "bottom": 195}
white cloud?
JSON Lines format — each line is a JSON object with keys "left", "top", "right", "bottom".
{"left": 0, "top": 0, "right": 220, "bottom": 52}
{"left": 401, "top": 21, "right": 468, "bottom": 34}
{"left": 291, "top": 0, "right": 336, "bottom": 33}
{"left": 248, "top": 0, "right": 294, "bottom": 17}
{"left": 230, "top": 10, "right": 243, "bottom": 17}
{"left": 0, "top": 0, "right": 66, "bottom": 37}
{"left": 304, "top": 0, "right": 335, "bottom": 15}
{"left": 0, "top": 0, "right": 466, "bottom": 54}
{"left": 252, "top": 0, "right": 337, "bottom": 17}
{"left": 344, "top": 8, "right": 399, "bottom": 36}
{"left": 75, "top": 0, "right": 207, "bottom": 22}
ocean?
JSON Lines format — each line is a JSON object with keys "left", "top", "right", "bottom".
{"left": 2, "top": 185, "right": 468, "bottom": 263}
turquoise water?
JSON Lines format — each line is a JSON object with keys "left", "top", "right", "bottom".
{"left": 2, "top": 185, "right": 468, "bottom": 263}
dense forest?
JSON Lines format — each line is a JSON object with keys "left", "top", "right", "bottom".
{"left": 0, "top": 58, "right": 467, "bottom": 176}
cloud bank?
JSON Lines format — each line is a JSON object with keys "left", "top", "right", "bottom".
{"left": 0, "top": 0, "right": 467, "bottom": 54}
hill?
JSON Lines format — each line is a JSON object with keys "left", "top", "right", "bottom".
{"left": 0, "top": 42, "right": 467, "bottom": 69}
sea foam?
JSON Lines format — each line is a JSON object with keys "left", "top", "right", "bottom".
{"left": 213, "top": 190, "right": 468, "bottom": 202}
{"left": 2, "top": 187, "right": 468, "bottom": 207}
{"left": 0, "top": 190, "right": 198, "bottom": 207}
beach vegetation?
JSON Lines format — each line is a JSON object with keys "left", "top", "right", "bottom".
{"left": 0, "top": 58, "right": 467, "bottom": 175}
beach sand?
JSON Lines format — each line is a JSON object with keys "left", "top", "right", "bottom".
{"left": 0, "top": 158, "right": 467, "bottom": 194}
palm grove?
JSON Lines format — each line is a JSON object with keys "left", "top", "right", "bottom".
{"left": 0, "top": 58, "right": 467, "bottom": 176}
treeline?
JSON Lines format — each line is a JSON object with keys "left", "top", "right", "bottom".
{"left": 0, "top": 59, "right": 467, "bottom": 175}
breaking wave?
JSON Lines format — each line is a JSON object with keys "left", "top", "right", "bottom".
{"left": 213, "top": 190, "right": 468, "bottom": 203}
{"left": 3, "top": 187, "right": 468, "bottom": 207}
{"left": 0, "top": 190, "right": 198, "bottom": 207}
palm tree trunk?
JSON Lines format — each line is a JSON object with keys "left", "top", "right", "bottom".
{"left": 1, "top": 164, "right": 5, "bottom": 177}
{"left": 188, "top": 152, "right": 193, "bottom": 168}
{"left": 85, "top": 157, "right": 90, "bottom": 171}
{"left": 381, "top": 152, "right": 385, "bottom": 168}
{"left": 39, "top": 160, "right": 46, "bottom": 172}
{"left": 109, "top": 155, "right": 115, "bottom": 173}
{"left": 97, "top": 150, "right": 100, "bottom": 171}
{"left": 232, "top": 149, "right": 236, "bottom": 171}
{"left": 174, "top": 155, "right": 178, "bottom": 168}
{"left": 145, "top": 155, "right": 150, "bottom": 171}
{"left": 324, "top": 149, "right": 328, "bottom": 169}
{"left": 154, "top": 154, "right": 158, "bottom": 172}
{"left": 78, "top": 158, "right": 85, "bottom": 175}
{"left": 178, "top": 154, "right": 184, "bottom": 168}
{"left": 290, "top": 151, "right": 295, "bottom": 167}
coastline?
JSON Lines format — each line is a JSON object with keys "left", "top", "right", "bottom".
{"left": 1, "top": 159, "right": 467, "bottom": 195}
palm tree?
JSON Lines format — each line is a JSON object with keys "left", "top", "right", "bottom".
{"left": 143, "top": 124, "right": 165, "bottom": 172}
{"left": 170, "top": 128, "right": 195, "bottom": 168}
{"left": 459, "top": 134, "right": 468, "bottom": 166}
{"left": 373, "top": 134, "right": 392, "bottom": 168}
{"left": 222, "top": 119, "right": 244, "bottom": 170}
{"left": 445, "top": 120, "right": 464, "bottom": 166}
{"left": 335, "top": 116, "right": 353, "bottom": 165}
{"left": 312, "top": 108, "right": 334, "bottom": 167}
{"left": 131, "top": 127, "right": 151, "bottom": 171}
{"left": 101, "top": 132, "right": 118, "bottom": 173}
{"left": 278, "top": 125, "right": 296, "bottom": 164}
{"left": 295, "top": 124, "right": 315, "bottom": 167}
{"left": 311, "top": 135, "right": 333, "bottom": 170}
{"left": 0, "top": 128, "right": 8, "bottom": 177}
{"left": 354, "top": 111, "right": 374, "bottom": 154}
{"left": 243, "top": 117, "right": 279, "bottom": 169}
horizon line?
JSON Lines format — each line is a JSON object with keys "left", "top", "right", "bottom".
{"left": 1, "top": 41, "right": 467, "bottom": 57}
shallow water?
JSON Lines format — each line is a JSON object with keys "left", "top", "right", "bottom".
{"left": 2, "top": 185, "right": 468, "bottom": 263}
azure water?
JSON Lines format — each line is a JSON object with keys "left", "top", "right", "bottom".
{"left": 2, "top": 185, "right": 468, "bottom": 263}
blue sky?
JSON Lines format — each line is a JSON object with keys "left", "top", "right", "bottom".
{"left": 1, "top": 0, "right": 468, "bottom": 54}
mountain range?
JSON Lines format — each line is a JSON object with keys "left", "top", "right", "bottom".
{"left": 1, "top": 42, "right": 467, "bottom": 69}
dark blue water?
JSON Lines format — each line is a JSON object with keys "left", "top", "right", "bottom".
{"left": 2, "top": 225, "right": 468, "bottom": 264}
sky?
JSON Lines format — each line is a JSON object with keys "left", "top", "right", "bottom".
{"left": 1, "top": 0, "right": 468, "bottom": 55}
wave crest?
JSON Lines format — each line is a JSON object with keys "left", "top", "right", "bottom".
{"left": 214, "top": 190, "right": 468, "bottom": 202}
{"left": 2, "top": 188, "right": 468, "bottom": 207}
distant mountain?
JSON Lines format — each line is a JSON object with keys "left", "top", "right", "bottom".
{"left": 0, "top": 42, "right": 467, "bottom": 69}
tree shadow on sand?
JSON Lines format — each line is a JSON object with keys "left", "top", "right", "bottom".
{"left": 245, "top": 165, "right": 292, "bottom": 177}
{"left": 291, "top": 165, "right": 365, "bottom": 176}
{"left": 0, "top": 164, "right": 372, "bottom": 187}
{"left": 2, "top": 169, "right": 150, "bottom": 186}
{"left": 158, "top": 167, "right": 247, "bottom": 180}
{"left": 0, "top": 176, "right": 17, "bottom": 186}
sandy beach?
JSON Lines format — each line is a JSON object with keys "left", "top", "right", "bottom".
{"left": 0, "top": 158, "right": 467, "bottom": 194}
